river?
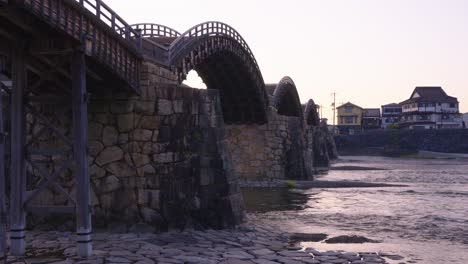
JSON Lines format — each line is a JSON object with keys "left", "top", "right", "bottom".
{"left": 243, "top": 155, "right": 468, "bottom": 264}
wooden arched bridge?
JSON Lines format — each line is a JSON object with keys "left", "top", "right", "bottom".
{"left": 0, "top": 0, "right": 322, "bottom": 260}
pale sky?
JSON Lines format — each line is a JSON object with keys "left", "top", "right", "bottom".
{"left": 106, "top": 0, "right": 468, "bottom": 121}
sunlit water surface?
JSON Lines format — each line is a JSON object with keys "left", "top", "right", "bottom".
{"left": 243, "top": 156, "right": 468, "bottom": 264}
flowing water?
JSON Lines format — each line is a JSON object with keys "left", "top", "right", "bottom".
{"left": 243, "top": 155, "right": 468, "bottom": 264}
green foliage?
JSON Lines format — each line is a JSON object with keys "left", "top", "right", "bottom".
{"left": 284, "top": 180, "right": 297, "bottom": 189}
{"left": 386, "top": 124, "right": 400, "bottom": 130}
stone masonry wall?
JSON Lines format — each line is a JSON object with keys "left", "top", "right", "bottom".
{"left": 25, "top": 62, "right": 244, "bottom": 231}
{"left": 225, "top": 107, "right": 311, "bottom": 180}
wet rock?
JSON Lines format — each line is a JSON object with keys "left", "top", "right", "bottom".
{"left": 290, "top": 233, "right": 328, "bottom": 242}
{"left": 249, "top": 248, "right": 275, "bottom": 256}
{"left": 331, "top": 166, "right": 387, "bottom": 171}
{"left": 220, "top": 259, "right": 255, "bottom": 264}
{"left": 106, "top": 256, "right": 131, "bottom": 263}
{"left": 277, "top": 251, "right": 311, "bottom": 258}
{"left": 379, "top": 253, "right": 405, "bottom": 260}
{"left": 325, "top": 235, "right": 377, "bottom": 244}
{"left": 223, "top": 250, "right": 255, "bottom": 260}
{"left": 252, "top": 259, "right": 279, "bottom": 264}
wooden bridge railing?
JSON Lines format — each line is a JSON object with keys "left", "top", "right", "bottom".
{"left": 168, "top": 21, "right": 260, "bottom": 69}
{"left": 17, "top": 0, "right": 142, "bottom": 91}
{"left": 127, "top": 23, "right": 180, "bottom": 63}
{"left": 130, "top": 23, "right": 180, "bottom": 38}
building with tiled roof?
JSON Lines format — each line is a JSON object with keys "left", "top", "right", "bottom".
{"left": 381, "top": 103, "right": 402, "bottom": 129}
{"left": 399, "top": 87, "right": 462, "bottom": 129}
{"left": 362, "top": 108, "right": 381, "bottom": 130}
{"left": 336, "top": 102, "right": 363, "bottom": 134}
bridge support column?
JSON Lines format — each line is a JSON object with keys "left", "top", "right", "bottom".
{"left": 0, "top": 56, "right": 7, "bottom": 263}
{"left": 10, "top": 46, "right": 27, "bottom": 256}
{"left": 71, "top": 49, "right": 92, "bottom": 257}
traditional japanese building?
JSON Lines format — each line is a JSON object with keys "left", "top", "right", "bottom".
{"left": 381, "top": 103, "right": 402, "bottom": 129}
{"left": 399, "top": 87, "right": 462, "bottom": 129}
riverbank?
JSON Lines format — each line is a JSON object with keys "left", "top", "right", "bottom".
{"left": 334, "top": 129, "right": 468, "bottom": 154}
{"left": 4, "top": 224, "right": 388, "bottom": 264}
{"left": 243, "top": 156, "right": 468, "bottom": 264}
{"left": 240, "top": 179, "right": 407, "bottom": 189}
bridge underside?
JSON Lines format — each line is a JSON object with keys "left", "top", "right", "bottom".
{"left": 195, "top": 51, "right": 267, "bottom": 124}
{"left": 0, "top": 1, "right": 141, "bottom": 94}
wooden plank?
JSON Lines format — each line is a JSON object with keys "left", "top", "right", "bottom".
{"left": 24, "top": 159, "right": 75, "bottom": 206}
{"left": 71, "top": 48, "right": 92, "bottom": 257}
{"left": 0, "top": 61, "right": 7, "bottom": 263}
{"left": 10, "top": 44, "right": 27, "bottom": 256}
{"left": 12, "top": 0, "right": 142, "bottom": 91}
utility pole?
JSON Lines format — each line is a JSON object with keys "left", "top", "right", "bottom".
{"left": 319, "top": 105, "right": 323, "bottom": 119}
{"left": 331, "top": 92, "right": 336, "bottom": 126}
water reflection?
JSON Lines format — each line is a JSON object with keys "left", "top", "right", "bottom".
{"left": 241, "top": 187, "right": 309, "bottom": 213}
{"left": 244, "top": 156, "right": 468, "bottom": 264}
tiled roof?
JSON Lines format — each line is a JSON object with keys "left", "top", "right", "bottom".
{"left": 382, "top": 103, "right": 401, "bottom": 107}
{"left": 336, "top": 102, "right": 363, "bottom": 109}
{"left": 400, "top": 87, "right": 458, "bottom": 104}
{"left": 363, "top": 108, "right": 380, "bottom": 117}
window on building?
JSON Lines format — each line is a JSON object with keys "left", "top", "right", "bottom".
{"left": 345, "top": 107, "right": 353, "bottom": 113}
{"left": 345, "top": 116, "right": 354, "bottom": 124}
{"left": 450, "top": 103, "right": 456, "bottom": 108}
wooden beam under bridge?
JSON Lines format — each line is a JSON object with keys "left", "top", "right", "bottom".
{"left": 6, "top": 40, "right": 93, "bottom": 258}
{"left": 0, "top": 54, "right": 7, "bottom": 264}
{"left": 72, "top": 44, "right": 93, "bottom": 258}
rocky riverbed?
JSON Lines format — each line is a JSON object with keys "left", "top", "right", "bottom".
{"left": 4, "top": 224, "right": 388, "bottom": 264}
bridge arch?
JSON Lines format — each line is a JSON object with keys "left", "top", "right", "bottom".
{"left": 304, "top": 99, "right": 320, "bottom": 126}
{"left": 271, "top": 77, "right": 303, "bottom": 118}
{"left": 168, "top": 22, "right": 269, "bottom": 124}
{"left": 130, "top": 23, "right": 181, "bottom": 38}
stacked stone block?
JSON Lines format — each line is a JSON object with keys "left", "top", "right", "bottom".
{"left": 24, "top": 62, "right": 244, "bottom": 230}
{"left": 225, "top": 107, "right": 310, "bottom": 180}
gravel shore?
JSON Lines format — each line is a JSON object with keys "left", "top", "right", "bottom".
{"left": 4, "top": 224, "right": 388, "bottom": 264}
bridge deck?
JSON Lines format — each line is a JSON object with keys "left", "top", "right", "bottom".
{"left": 1, "top": 0, "right": 143, "bottom": 92}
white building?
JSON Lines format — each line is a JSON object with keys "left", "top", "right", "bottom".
{"left": 381, "top": 103, "right": 402, "bottom": 129}
{"left": 399, "top": 87, "right": 462, "bottom": 129}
